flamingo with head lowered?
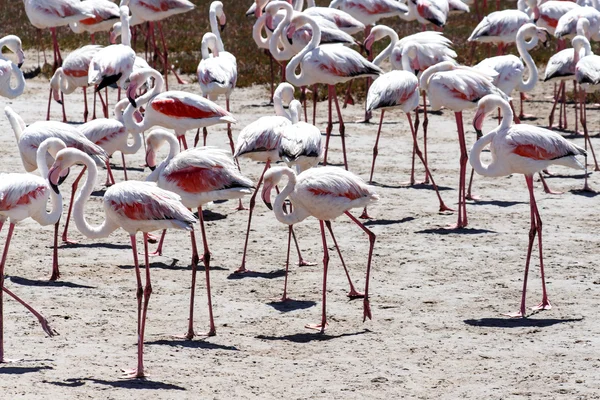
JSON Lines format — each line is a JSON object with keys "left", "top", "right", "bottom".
{"left": 470, "top": 94, "right": 586, "bottom": 317}
{"left": 0, "top": 35, "right": 25, "bottom": 99}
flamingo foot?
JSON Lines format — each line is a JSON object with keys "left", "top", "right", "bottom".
{"left": 579, "top": 183, "right": 596, "bottom": 193}
{"left": 518, "top": 113, "right": 536, "bottom": 120}
{"left": 503, "top": 310, "right": 526, "bottom": 318}
{"left": 439, "top": 204, "right": 455, "bottom": 212}
{"left": 305, "top": 323, "right": 328, "bottom": 333}
{"left": 445, "top": 222, "right": 467, "bottom": 230}
{"left": 347, "top": 289, "right": 365, "bottom": 299}
{"left": 49, "top": 270, "right": 60, "bottom": 281}
{"left": 121, "top": 368, "right": 147, "bottom": 379}
{"left": 400, "top": 179, "right": 416, "bottom": 186}
{"left": 234, "top": 266, "right": 251, "bottom": 274}
{"left": 531, "top": 298, "right": 552, "bottom": 311}
{"left": 298, "top": 259, "right": 316, "bottom": 266}
{"left": 234, "top": 201, "right": 247, "bottom": 211}
{"left": 61, "top": 237, "right": 79, "bottom": 245}
{"left": 149, "top": 249, "right": 162, "bottom": 257}
{"left": 544, "top": 188, "right": 564, "bottom": 195}
{"left": 173, "top": 328, "right": 216, "bottom": 340}
{"left": 359, "top": 208, "right": 373, "bottom": 219}
{"left": 466, "top": 193, "right": 481, "bottom": 201}
{"left": 363, "top": 299, "right": 372, "bottom": 322}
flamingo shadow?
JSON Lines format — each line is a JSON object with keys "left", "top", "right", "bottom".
{"left": 249, "top": 102, "right": 276, "bottom": 108}
{"left": 8, "top": 276, "right": 95, "bottom": 289}
{"left": 58, "top": 242, "right": 131, "bottom": 250}
{"left": 543, "top": 172, "right": 588, "bottom": 179}
{"left": 266, "top": 299, "right": 317, "bottom": 312}
{"left": 470, "top": 200, "right": 526, "bottom": 207}
{"left": 368, "top": 182, "right": 454, "bottom": 191}
{"left": 118, "top": 260, "right": 188, "bottom": 271}
{"left": 570, "top": 189, "right": 599, "bottom": 197}
{"left": 146, "top": 339, "right": 238, "bottom": 351}
{"left": 108, "top": 165, "right": 145, "bottom": 173}
{"left": 91, "top": 189, "right": 106, "bottom": 197}
{"left": 364, "top": 217, "right": 415, "bottom": 226}
{"left": 23, "top": 66, "right": 42, "bottom": 79}
{"left": 51, "top": 377, "right": 186, "bottom": 390}
{"left": 192, "top": 209, "right": 227, "bottom": 221}
{"left": 416, "top": 227, "right": 496, "bottom": 235}
{"left": 227, "top": 269, "right": 286, "bottom": 280}
{"left": 464, "top": 317, "right": 583, "bottom": 328}
{"left": 0, "top": 365, "right": 52, "bottom": 375}
{"left": 256, "top": 329, "right": 371, "bottom": 343}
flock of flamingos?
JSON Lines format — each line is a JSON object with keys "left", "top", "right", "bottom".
{"left": 0, "top": 0, "right": 597, "bottom": 379}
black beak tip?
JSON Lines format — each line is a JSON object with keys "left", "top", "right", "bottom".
{"left": 56, "top": 100, "right": 63, "bottom": 105}
{"left": 57, "top": 170, "right": 69, "bottom": 185}
{"left": 475, "top": 129, "right": 483, "bottom": 139}
{"left": 264, "top": 201, "right": 273, "bottom": 210}
{"left": 148, "top": 165, "right": 156, "bottom": 171}
{"left": 128, "top": 96, "right": 137, "bottom": 108}
{"left": 50, "top": 182, "right": 60, "bottom": 195}
{"left": 17, "top": 62, "right": 23, "bottom": 69}
{"left": 220, "top": 23, "right": 226, "bottom": 32}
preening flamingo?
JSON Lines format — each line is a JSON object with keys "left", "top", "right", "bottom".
{"left": 234, "top": 82, "right": 313, "bottom": 273}
{"left": 48, "top": 45, "right": 104, "bottom": 122}
{"left": 5, "top": 106, "right": 108, "bottom": 247}
{"left": 79, "top": 98, "right": 144, "bottom": 186}
{"left": 262, "top": 166, "right": 378, "bottom": 333}
{"left": 123, "top": 67, "right": 236, "bottom": 151}
{"left": 69, "top": 0, "right": 121, "bottom": 44}
{"left": 196, "top": 30, "right": 237, "bottom": 147}
{"left": 48, "top": 148, "right": 197, "bottom": 379}
{"left": 0, "top": 35, "right": 25, "bottom": 99}
{"left": 419, "top": 61, "right": 507, "bottom": 229}
{"left": 22, "top": 0, "right": 94, "bottom": 68}
{"left": 470, "top": 94, "right": 586, "bottom": 317}
{"left": 285, "top": 13, "right": 382, "bottom": 169}
{"left": 363, "top": 70, "right": 451, "bottom": 218}
{"left": 145, "top": 129, "right": 253, "bottom": 338}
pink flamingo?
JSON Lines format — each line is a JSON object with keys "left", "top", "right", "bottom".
{"left": 145, "top": 129, "right": 253, "bottom": 338}
{"left": 470, "top": 94, "right": 586, "bottom": 317}
{"left": 48, "top": 147, "right": 197, "bottom": 379}
{"left": 48, "top": 45, "right": 104, "bottom": 122}
{"left": 5, "top": 106, "right": 108, "bottom": 248}
{"left": 123, "top": 67, "right": 236, "bottom": 151}
{"left": 234, "top": 83, "right": 313, "bottom": 273}
{"left": 555, "top": 6, "right": 600, "bottom": 41}
{"left": 79, "top": 98, "right": 144, "bottom": 187}
{"left": 22, "top": 0, "right": 94, "bottom": 68}
{"left": 468, "top": 9, "right": 530, "bottom": 55}
{"left": 0, "top": 138, "right": 65, "bottom": 283}
{"left": 69, "top": 0, "right": 121, "bottom": 44}
{"left": 419, "top": 61, "right": 507, "bottom": 229}
{"left": 285, "top": 13, "right": 382, "bottom": 170}
{"left": 403, "top": 0, "right": 449, "bottom": 30}
{"left": 363, "top": 70, "right": 451, "bottom": 218}
{"left": 296, "top": 0, "right": 365, "bottom": 34}
{"left": 262, "top": 166, "right": 378, "bottom": 332}
{"left": 0, "top": 35, "right": 25, "bottom": 99}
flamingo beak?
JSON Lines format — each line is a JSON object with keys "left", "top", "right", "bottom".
{"left": 48, "top": 164, "right": 63, "bottom": 194}
{"left": 126, "top": 82, "right": 138, "bottom": 107}
{"left": 220, "top": 14, "right": 227, "bottom": 32}
{"left": 473, "top": 106, "right": 485, "bottom": 138}
{"left": 17, "top": 49, "right": 24, "bottom": 68}
{"left": 58, "top": 168, "right": 70, "bottom": 185}
{"left": 262, "top": 181, "right": 274, "bottom": 210}
{"left": 145, "top": 148, "right": 156, "bottom": 171}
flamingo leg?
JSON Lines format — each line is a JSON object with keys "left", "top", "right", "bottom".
{"left": 121, "top": 153, "right": 128, "bottom": 181}
{"left": 157, "top": 22, "right": 187, "bottom": 86}
{"left": 324, "top": 221, "right": 364, "bottom": 299}
{"left": 312, "top": 84, "right": 318, "bottom": 125}
{"left": 60, "top": 92, "right": 67, "bottom": 123}
{"left": 342, "top": 80, "right": 354, "bottom": 108}
{"left": 579, "top": 91, "right": 596, "bottom": 192}
{"left": 83, "top": 86, "right": 89, "bottom": 122}
{"left": 150, "top": 229, "right": 167, "bottom": 257}
{"left": 197, "top": 206, "right": 216, "bottom": 336}
{"left": 367, "top": 111, "right": 384, "bottom": 184}
{"left": 46, "top": 88, "right": 53, "bottom": 121}
{"left": 323, "top": 85, "right": 334, "bottom": 166}
{"left": 580, "top": 94, "right": 599, "bottom": 171}
{"left": 422, "top": 93, "right": 430, "bottom": 184}
{"left": 0, "top": 223, "right": 15, "bottom": 363}
{"left": 407, "top": 112, "right": 452, "bottom": 212}
{"left": 561, "top": 81, "right": 567, "bottom": 129}
{"left": 267, "top": 50, "right": 275, "bottom": 104}
{"left": 332, "top": 86, "right": 348, "bottom": 170}
{"left": 2, "top": 287, "right": 56, "bottom": 338}
{"left": 105, "top": 160, "right": 116, "bottom": 187}
{"left": 49, "top": 221, "right": 60, "bottom": 281}
{"left": 306, "top": 220, "right": 329, "bottom": 333}
{"left": 104, "top": 87, "right": 109, "bottom": 118}
{"left": 449, "top": 112, "right": 468, "bottom": 229}
{"left": 574, "top": 81, "right": 579, "bottom": 135}
{"left": 529, "top": 179, "right": 551, "bottom": 312}
{"left": 236, "top": 161, "right": 270, "bottom": 273}
{"left": 50, "top": 27, "right": 62, "bottom": 69}
{"left": 62, "top": 166, "right": 87, "bottom": 244}
{"left": 177, "top": 223, "right": 199, "bottom": 339}
{"left": 548, "top": 81, "right": 562, "bottom": 129}
{"left": 282, "top": 225, "right": 293, "bottom": 301}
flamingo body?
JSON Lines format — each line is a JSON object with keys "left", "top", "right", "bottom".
{"left": 328, "top": 0, "right": 409, "bottom": 25}
{"left": 555, "top": 7, "right": 600, "bottom": 40}
{"left": 366, "top": 70, "right": 420, "bottom": 113}
{"left": 70, "top": 0, "right": 120, "bottom": 35}
{"left": 468, "top": 10, "right": 531, "bottom": 44}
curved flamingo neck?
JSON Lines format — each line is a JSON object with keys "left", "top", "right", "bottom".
{"left": 400, "top": 45, "right": 415, "bottom": 72}
{"left": 71, "top": 151, "right": 119, "bottom": 238}
{"left": 32, "top": 139, "right": 64, "bottom": 225}
{"left": 252, "top": 14, "right": 271, "bottom": 49}
{"left": 469, "top": 130, "right": 500, "bottom": 177}
{"left": 373, "top": 27, "right": 399, "bottom": 66}
{"left": 516, "top": 27, "right": 538, "bottom": 92}
{"left": 2, "top": 63, "right": 25, "bottom": 99}
{"left": 209, "top": 3, "right": 225, "bottom": 52}
{"left": 272, "top": 168, "right": 306, "bottom": 225}
{"left": 269, "top": 2, "right": 295, "bottom": 61}
{"left": 286, "top": 15, "right": 320, "bottom": 87}
{"left": 419, "top": 62, "right": 454, "bottom": 93}
{"left": 159, "top": 131, "right": 180, "bottom": 167}
{"left": 497, "top": 98, "right": 513, "bottom": 131}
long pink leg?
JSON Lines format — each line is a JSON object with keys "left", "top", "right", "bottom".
{"left": 157, "top": 22, "right": 187, "bottom": 86}
{"left": 50, "top": 27, "right": 62, "bottom": 69}
{"left": 62, "top": 166, "right": 87, "bottom": 244}
{"left": 574, "top": 81, "right": 579, "bottom": 135}
{"left": 122, "top": 233, "right": 152, "bottom": 379}
{"left": 548, "top": 81, "right": 562, "bottom": 129}
{"left": 177, "top": 222, "right": 199, "bottom": 339}
{"left": 2, "top": 287, "right": 56, "bottom": 337}
{"left": 579, "top": 91, "right": 596, "bottom": 192}
{"left": 197, "top": 206, "right": 216, "bottom": 336}
{"left": 342, "top": 80, "right": 354, "bottom": 108}
{"left": 105, "top": 160, "right": 116, "bottom": 187}
{"left": 151, "top": 229, "right": 167, "bottom": 256}
{"left": 561, "top": 81, "right": 567, "bottom": 129}
{"left": 83, "top": 86, "right": 89, "bottom": 122}
{"left": 312, "top": 84, "right": 318, "bottom": 125}
{"left": 366, "top": 111, "right": 384, "bottom": 184}
{"left": 580, "top": 95, "right": 599, "bottom": 171}
{"left": 49, "top": 222, "right": 60, "bottom": 281}
{"left": 236, "top": 161, "right": 270, "bottom": 273}
{"left": 332, "top": 85, "right": 349, "bottom": 170}
{"left": 0, "top": 223, "right": 15, "bottom": 362}
{"left": 422, "top": 94, "right": 430, "bottom": 183}
{"left": 121, "top": 153, "right": 129, "bottom": 181}
{"left": 282, "top": 225, "right": 293, "bottom": 301}
{"left": 529, "top": 178, "right": 551, "bottom": 312}
{"left": 323, "top": 85, "right": 334, "bottom": 166}
{"left": 306, "top": 220, "right": 329, "bottom": 333}
{"left": 47, "top": 88, "right": 53, "bottom": 121}
{"left": 324, "top": 221, "right": 364, "bottom": 298}
{"left": 449, "top": 112, "right": 468, "bottom": 229}
{"left": 225, "top": 97, "right": 245, "bottom": 209}
{"left": 60, "top": 92, "right": 67, "bottom": 123}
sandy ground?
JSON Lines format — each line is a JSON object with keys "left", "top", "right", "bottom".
{"left": 0, "top": 65, "right": 599, "bottom": 400}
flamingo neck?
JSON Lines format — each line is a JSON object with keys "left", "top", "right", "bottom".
{"left": 469, "top": 130, "right": 503, "bottom": 177}
{"left": 419, "top": 63, "right": 452, "bottom": 93}
{"left": 123, "top": 131, "right": 143, "bottom": 154}
{"left": 373, "top": 28, "right": 399, "bottom": 66}
{"left": 497, "top": 99, "right": 513, "bottom": 131}
{"left": 516, "top": 28, "right": 538, "bottom": 92}
{"left": 306, "top": 0, "right": 315, "bottom": 7}
{"left": 72, "top": 152, "right": 119, "bottom": 239}
{"left": 400, "top": 46, "right": 414, "bottom": 73}
{"left": 2, "top": 63, "right": 25, "bottom": 99}
{"left": 272, "top": 168, "right": 307, "bottom": 225}
{"left": 209, "top": 5, "right": 225, "bottom": 52}
{"left": 273, "top": 91, "right": 290, "bottom": 119}
{"left": 269, "top": 3, "right": 295, "bottom": 61}
{"left": 134, "top": 69, "right": 164, "bottom": 109}
{"left": 121, "top": 6, "right": 131, "bottom": 47}
{"left": 252, "top": 14, "right": 271, "bottom": 49}
{"left": 124, "top": 103, "right": 150, "bottom": 134}
{"left": 286, "top": 16, "right": 320, "bottom": 87}
{"left": 5, "top": 106, "right": 24, "bottom": 143}
{"left": 32, "top": 140, "right": 63, "bottom": 226}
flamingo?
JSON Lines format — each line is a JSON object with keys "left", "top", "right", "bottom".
{"left": 470, "top": 94, "right": 586, "bottom": 317}
{"left": 529, "top": 0, "right": 579, "bottom": 38}
{"left": 69, "top": 0, "right": 121, "bottom": 44}
{"left": 234, "top": 82, "right": 313, "bottom": 273}
{"left": 419, "top": 61, "right": 508, "bottom": 229}
{"left": 295, "top": 0, "right": 364, "bottom": 34}
{"left": 48, "top": 45, "right": 104, "bottom": 123}
{"left": 88, "top": 4, "right": 136, "bottom": 92}
{"left": 252, "top": 0, "right": 281, "bottom": 103}
{"left": 555, "top": 5, "right": 600, "bottom": 40}
{"left": 0, "top": 138, "right": 65, "bottom": 283}
{"left": 363, "top": 70, "right": 451, "bottom": 218}
{"left": 285, "top": 13, "right": 382, "bottom": 170}
{"left": 78, "top": 98, "right": 144, "bottom": 187}
{"left": 262, "top": 166, "right": 378, "bottom": 332}
{"left": 122, "top": 67, "right": 236, "bottom": 151}
{"left": 403, "top": 0, "right": 450, "bottom": 30}
{"left": 474, "top": 23, "right": 549, "bottom": 122}
{"left": 196, "top": 29, "right": 237, "bottom": 147}
{"left": 468, "top": 9, "right": 531, "bottom": 55}
{"left": 22, "top": 0, "right": 94, "bottom": 68}
{"left": 47, "top": 147, "right": 197, "bottom": 379}
{"left": 448, "top": 0, "right": 470, "bottom": 15}
{"left": 0, "top": 35, "right": 25, "bottom": 99}
{"left": 144, "top": 129, "right": 253, "bottom": 338}
{"left": 5, "top": 106, "right": 108, "bottom": 248}
{"left": 574, "top": 39, "right": 600, "bottom": 178}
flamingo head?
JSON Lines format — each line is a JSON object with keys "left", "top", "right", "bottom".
{"left": 363, "top": 33, "right": 375, "bottom": 57}
{"left": 123, "top": 72, "right": 143, "bottom": 107}
{"left": 49, "top": 69, "right": 63, "bottom": 103}
{"left": 2, "top": 35, "right": 24, "bottom": 68}
{"left": 144, "top": 129, "right": 170, "bottom": 171}
{"left": 261, "top": 166, "right": 288, "bottom": 210}
{"left": 110, "top": 22, "right": 122, "bottom": 44}
{"left": 48, "top": 149, "right": 81, "bottom": 194}
{"left": 473, "top": 94, "right": 506, "bottom": 137}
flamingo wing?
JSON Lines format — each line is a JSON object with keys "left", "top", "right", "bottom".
{"left": 234, "top": 116, "right": 290, "bottom": 158}
{"left": 149, "top": 91, "right": 234, "bottom": 121}
{"left": 0, "top": 174, "right": 47, "bottom": 212}
{"left": 306, "top": 45, "right": 382, "bottom": 79}
{"left": 507, "top": 125, "right": 586, "bottom": 161}
{"left": 544, "top": 49, "right": 575, "bottom": 81}
{"left": 366, "top": 70, "right": 419, "bottom": 112}
{"left": 576, "top": 55, "right": 600, "bottom": 85}
{"left": 468, "top": 10, "right": 529, "bottom": 41}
